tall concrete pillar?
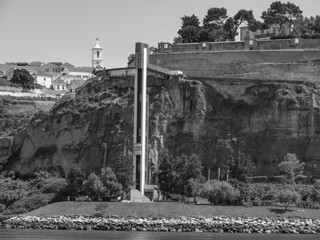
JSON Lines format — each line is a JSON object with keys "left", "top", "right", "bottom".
{"left": 133, "top": 42, "right": 148, "bottom": 194}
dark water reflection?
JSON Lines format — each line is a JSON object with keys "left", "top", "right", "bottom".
{"left": 0, "top": 229, "right": 319, "bottom": 240}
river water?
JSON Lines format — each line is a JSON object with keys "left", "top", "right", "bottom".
{"left": 0, "top": 229, "right": 319, "bottom": 240}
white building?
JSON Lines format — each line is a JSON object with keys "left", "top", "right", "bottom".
{"left": 92, "top": 38, "right": 103, "bottom": 68}
{"left": 62, "top": 66, "right": 93, "bottom": 80}
{"left": 33, "top": 72, "right": 52, "bottom": 88}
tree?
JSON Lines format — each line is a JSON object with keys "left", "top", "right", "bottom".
{"left": 100, "top": 167, "right": 123, "bottom": 201}
{"left": 177, "top": 14, "right": 201, "bottom": 43}
{"left": 112, "top": 155, "right": 133, "bottom": 193}
{"left": 203, "top": 7, "right": 228, "bottom": 29}
{"left": 127, "top": 54, "right": 135, "bottom": 66}
{"left": 187, "top": 177, "right": 205, "bottom": 203}
{"left": 158, "top": 154, "right": 204, "bottom": 199}
{"left": 202, "top": 7, "right": 229, "bottom": 42}
{"left": 261, "top": 1, "right": 303, "bottom": 30}
{"left": 276, "top": 189, "right": 301, "bottom": 211}
{"left": 228, "top": 151, "right": 255, "bottom": 182}
{"left": 295, "top": 15, "right": 320, "bottom": 36}
{"left": 291, "top": 16, "right": 314, "bottom": 36}
{"left": 313, "top": 15, "right": 320, "bottom": 34}
{"left": 83, "top": 173, "right": 105, "bottom": 201}
{"left": 0, "top": 177, "right": 27, "bottom": 209}
{"left": 224, "top": 10, "right": 256, "bottom": 41}
{"left": 158, "top": 156, "right": 176, "bottom": 199}
{"left": 278, "top": 153, "right": 305, "bottom": 184}
{"left": 173, "top": 154, "right": 203, "bottom": 196}
{"left": 10, "top": 69, "right": 34, "bottom": 89}
{"left": 66, "top": 165, "right": 85, "bottom": 199}
{"left": 178, "top": 25, "right": 200, "bottom": 43}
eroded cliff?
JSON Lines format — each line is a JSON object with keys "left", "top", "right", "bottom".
{"left": 4, "top": 75, "right": 320, "bottom": 181}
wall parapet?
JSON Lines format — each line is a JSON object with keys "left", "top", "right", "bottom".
{"left": 155, "top": 38, "right": 320, "bottom": 54}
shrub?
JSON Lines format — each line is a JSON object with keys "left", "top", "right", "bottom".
{"left": 242, "top": 201, "right": 253, "bottom": 207}
{"left": 83, "top": 173, "right": 105, "bottom": 201}
{"left": 252, "top": 197, "right": 261, "bottom": 206}
{"left": 276, "top": 189, "right": 301, "bottom": 210}
{"left": 76, "top": 196, "right": 91, "bottom": 202}
{"left": 3, "top": 193, "right": 54, "bottom": 215}
{"left": 310, "top": 179, "right": 320, "bottom": 203}
{"left": 100, "top": 167, "right": 123, "bottom": 201}
{"left": 228, "top": 178, "right": 249, "bottom": 202}
{"left": 278, "top": 153, "right": 305, "bottom": 184}
{"left": 41, "top": 177, "right": 67, "bottom": 194}
{"left": 0, "top": 203, "right": 5, "bottom": 213}
{"left": 168, "top": 193, "right": 182, "bottom": 202}
{"left": 0, "top": 178, "right": 27, "bottom": 209}
{"left": 201, "top": 180, "right": 240, "bottom": 205}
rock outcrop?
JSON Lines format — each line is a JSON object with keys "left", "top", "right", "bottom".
{"left": 4, "top": 75, "right": 320, "bottom": 180}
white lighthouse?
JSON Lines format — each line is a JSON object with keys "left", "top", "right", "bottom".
{"left": 92, "top": 38, "right": 103, "bottom": 68}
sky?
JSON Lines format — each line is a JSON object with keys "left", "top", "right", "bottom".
{"left": 0, "top": 0, "right": 319, "bottom": 68}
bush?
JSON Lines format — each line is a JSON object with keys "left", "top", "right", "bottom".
{"left": 76, "top": 196, "right": 91, "bottom": 202}
{"left": 276, "top": 189, "right": 301, "bottom": 210}
{"left": 83, "top": 173, "right": 105, "bottom": 201}
{"left": 228, "top": 178, "right": 249, "bottom": 202}
{"left": 242, "top": 201, "right": 253, "bottom": 207}
{"left": 201, "top": 180, "right": 240, "bottom": 205}
{"left": 310, "top": 179, "right": 320, "bottom": 203}
{"left": 0, "top": 203, "right": 5, "bottom": 213}
{"left": 252, "top": 197, "right": 261, "bottom": 206}
{"left": 3, "top": 193, "right": 54, "bottom": 215}
{"left": 41, "top": 177, "right": 67, "bottom": 194}
{"left": 168, "top": 193, "right": 182, "bottom": 202}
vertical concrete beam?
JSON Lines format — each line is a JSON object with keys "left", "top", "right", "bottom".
{"left": 133, "top": 42, "right": 148, "bottom": 194}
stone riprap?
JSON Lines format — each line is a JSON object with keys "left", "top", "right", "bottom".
{"left": 1, "top": 215, "right": 320, "bottom": 234}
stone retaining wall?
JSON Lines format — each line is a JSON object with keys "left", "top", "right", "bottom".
{"left": 1, "top": 215, "right": 320, "bottom": 234}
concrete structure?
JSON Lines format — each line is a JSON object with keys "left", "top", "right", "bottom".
{"left": 133, "top": 42, "right": 148, "bottom": 195}
{"left": 92, "top": 38, "right": 103, "bottom": 68}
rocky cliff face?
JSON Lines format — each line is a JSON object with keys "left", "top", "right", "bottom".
{"left": 0, "top": 96, "right": 55, "bottom": 168}
{"left": 4, "top": 75, "right": 320, "bottom": 181}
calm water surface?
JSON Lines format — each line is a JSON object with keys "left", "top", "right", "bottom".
{"left": 0, "top": 229, "right": 320, "bottom": 240}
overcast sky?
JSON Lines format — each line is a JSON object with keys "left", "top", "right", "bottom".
{"left": 0, "top": 0, "right": 319, "bottom": 68}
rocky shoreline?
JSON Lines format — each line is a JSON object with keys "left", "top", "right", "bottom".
{"left": 1, "top": 215, "right": 320, "bottom": 234}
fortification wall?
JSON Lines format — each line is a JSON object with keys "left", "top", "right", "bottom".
{"left": 149, "top": 49, "right": 320, "bottom": 80}
{"left": 158, "top": 38, "right": 320, "bottom": 53}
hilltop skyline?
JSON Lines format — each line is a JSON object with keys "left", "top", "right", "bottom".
{"left": 0, "top": 0, "right": 319, "bottom": 68}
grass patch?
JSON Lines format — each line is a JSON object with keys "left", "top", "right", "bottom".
{"left": 26, "top": 201, "right": 320, "bottom": 219}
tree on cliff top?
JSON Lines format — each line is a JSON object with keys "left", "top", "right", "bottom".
{"left": 261, "top": 1, "right": 303, "bottom": 30}
{"left": 224, "top": 10, "right": 256, "bottom": 41}
{"left": 10, "top": 69, "right": 34, "bottom": 89}
{"left": 177, "top": 14, "right": 201, "bottom": 43}
{"left": 176, "top": 7, "right": 257, "bottom": 43}
{"left": 278, "top": 153, "right": 305, "bottom": 184}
